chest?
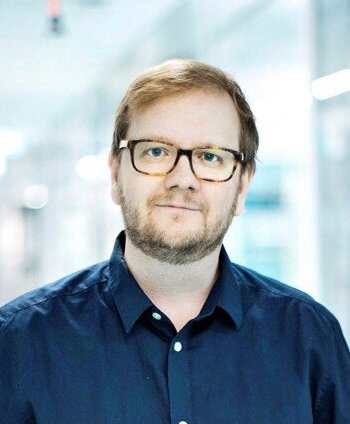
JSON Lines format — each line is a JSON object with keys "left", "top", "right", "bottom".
{"left": 26, "top": 320, "right": 314, "bottom": 424}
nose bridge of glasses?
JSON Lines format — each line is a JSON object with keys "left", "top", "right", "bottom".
{"left": 178, "top": 147, "right": 193, "bottom": 161}
{"left": 164, "top": 147, "right": 201, "bottom": 189}
{"left": 172, "top": 148, "right": 195, "bottom": 173}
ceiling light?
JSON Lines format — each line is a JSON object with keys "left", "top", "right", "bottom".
{"left": 0, "top": 129, "right": 25, "bottom": 160}
{"left": 23, "top": 185, "right": 49, "bottom": 209}
{"left": 75, "top": 154, "right": 109, "bottom": 182}
{"left": 311, "top": 69, "right": 350, "bottom": 100}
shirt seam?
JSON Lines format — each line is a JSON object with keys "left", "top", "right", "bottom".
{"left": 0, "top": 277, "right": 109, "bottom": 330}
{"left": 232, "top": 267, "right": 336, "bottom": 323}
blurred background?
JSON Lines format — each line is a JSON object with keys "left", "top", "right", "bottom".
{"left": 0, "top": 0, "right": 349, "bottom": 343}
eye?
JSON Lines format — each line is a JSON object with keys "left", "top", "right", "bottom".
{"left": 146, "top": 147, "right": 168, "bottom": 158}
{"left": 202, "top": 152, "right": 219, "bottom": 162}
{"left": 197, "top": 151, "right": 223, "bottom": 164}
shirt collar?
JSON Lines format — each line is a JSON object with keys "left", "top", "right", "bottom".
{"left": 213, "top": 246, "right": 243, "bottom": 329}
{"left": 108, "top": 231, "right": 243, "bottom": 333}
{"left": 108, "top": 231, "right": 153, "bottom": 333}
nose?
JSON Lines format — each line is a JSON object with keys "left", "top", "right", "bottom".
{"left": 164, "top": 154, "right": 200, "bottom": 191}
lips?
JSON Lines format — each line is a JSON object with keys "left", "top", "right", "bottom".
{"left": 156, "top": 203, "right": 201, "bottom": 211}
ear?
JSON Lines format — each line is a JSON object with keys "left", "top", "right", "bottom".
{"left": 233, "top": 168, "right": 253, "bottom": 216}
{"left": 108, "top": 151, "right": 121, "bottom": 206}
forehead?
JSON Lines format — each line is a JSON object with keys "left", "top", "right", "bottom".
{"left": 127, "top": 89, "right": 241, "bottom": 149}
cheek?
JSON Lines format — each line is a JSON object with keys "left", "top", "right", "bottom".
{"left": 123, "top": 175, "right": 158, "bottom": 211}
{"left": 111, "top": 175, "right": 121, "bottom": 206}
{"left": 204, "top": 185, "right": 235, "bottom": 217}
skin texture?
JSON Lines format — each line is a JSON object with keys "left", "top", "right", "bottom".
{"left": 108, "top": 88, "right": 253, "bottom": 331}
{"left": 116, "top": 165, "right": 241, "bottom": 265}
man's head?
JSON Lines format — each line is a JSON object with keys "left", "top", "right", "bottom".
{"left": 111, "top": 59, "right": 258, "bottom": 175}
{"left": 109, "top": 59, "right": 259, "bottom": 264}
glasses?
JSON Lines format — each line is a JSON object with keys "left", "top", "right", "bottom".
{"left": 118, "top": 139, "right": 245, "bottom": 182}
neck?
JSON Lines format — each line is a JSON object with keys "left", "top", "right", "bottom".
{"left": 124, "top": 236, "right": 221, "bottom": 331}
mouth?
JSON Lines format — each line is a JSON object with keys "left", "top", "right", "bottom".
{"left": 156, "top": 204, "right": 201, "bottom": 212}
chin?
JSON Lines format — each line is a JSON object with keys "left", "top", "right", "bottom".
{"left": 153, "top": 210, "right": 204, "bottom": 225}
{"left": 155, "top": 219, "right": 203, "bottom": 234}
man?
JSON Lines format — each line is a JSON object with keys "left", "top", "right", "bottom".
{"left": 0, "top": 59, "right": 349, "bottom": 423}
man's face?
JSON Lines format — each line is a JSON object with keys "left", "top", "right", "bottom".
{"left": 109, "top": 89, "right": 252, "bottom": 264}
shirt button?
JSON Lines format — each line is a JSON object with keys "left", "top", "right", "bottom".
{"left": 152, "top": 312, "right": 162, "bottom": 320}
{"left": 174, "top": 341, "right": 182, "bottom": 352}
{"left": 179, "top": 421, "right": 188, "bottom": 424}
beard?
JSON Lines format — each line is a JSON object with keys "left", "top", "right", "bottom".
{"left": 117, "top": 183, "right": 240, "bottom": 265}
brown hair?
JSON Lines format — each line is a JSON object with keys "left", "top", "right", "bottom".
{"left": 112, "top": 59, "right": 259, "bottom": 174}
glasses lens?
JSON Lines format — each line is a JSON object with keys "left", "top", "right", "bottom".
{"left": 133, "top": 141, "right": 177, "bottom": 175}
{"left": 192, "top": 148, "right": 237, "bottom": 181}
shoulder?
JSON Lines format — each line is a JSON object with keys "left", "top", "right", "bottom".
{"left": 230, "top": 262, "right": 340, "bottom": 328}
{"left": 0, "top": 260, "right": 110, "bottom": 329}
{"left": 230, "top": 263, "right": 350, "bottom": 363}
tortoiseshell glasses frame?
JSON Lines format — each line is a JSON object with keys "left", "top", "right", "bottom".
{"left": 118, "top": 139, "right": 245, "bottom": 182}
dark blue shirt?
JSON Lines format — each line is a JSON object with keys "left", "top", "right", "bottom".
{"left": 1, "top": 231, "right": 350, "bottom": 423}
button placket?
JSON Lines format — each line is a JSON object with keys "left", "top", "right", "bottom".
{"left": 167, "top": 338, "right": 193, "bottom": 424}
{"left": 174, "top": 341, "right": 182, "bottom": 352}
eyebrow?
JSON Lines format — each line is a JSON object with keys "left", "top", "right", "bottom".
{"left": 135, "top": 136, "right": 230, "bottom": 150}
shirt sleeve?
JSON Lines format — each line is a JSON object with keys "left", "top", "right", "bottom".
{"left": 313, "top": 316, "right": 350, "bottom": 423}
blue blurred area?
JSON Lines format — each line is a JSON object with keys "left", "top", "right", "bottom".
{"left": 0, "top": 0, "right": 349, "bottom": 342}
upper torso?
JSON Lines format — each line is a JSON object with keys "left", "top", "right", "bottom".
{"left": 1, "top": 233, "right": 349, "bottom": 424}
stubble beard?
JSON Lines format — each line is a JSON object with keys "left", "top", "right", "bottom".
{"left": 117, "top": 184, "right": 240, "bottom": 265}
